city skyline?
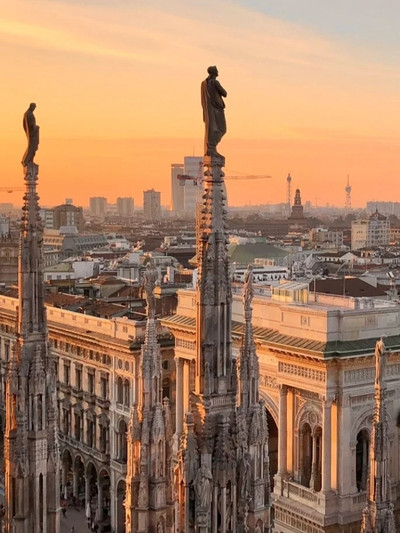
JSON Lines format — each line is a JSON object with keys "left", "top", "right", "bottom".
{"left": 1, "top": 1, "right": 400, "bottom": 208}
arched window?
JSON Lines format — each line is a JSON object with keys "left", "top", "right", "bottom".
{"left": 299, "top": 423, "right": 322, "bottom": 491}
{"left": 356, "top": 429, "right": 369, "bottom": 491}
{"left": 162, "top": 378, "right": 170, "bottom": 400}
{"left": 123, "top": 379, "right": 130, "bottom": 406}
{"left": 116, "top": 377, "right": 123, "bottom": 404}
{"left": 118, "top": 420, "right": 128, "bottom": 462}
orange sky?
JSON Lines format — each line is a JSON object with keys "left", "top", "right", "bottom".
{"left": 1, "top": 1, "right": 400, "bottom": 209}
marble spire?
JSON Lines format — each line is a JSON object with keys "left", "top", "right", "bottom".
{"left": 125, "top": 261, "right": 173, "bottom": 533}
{"left": 360, "top": 337, "right": 395, "bottom": 533}
{"left": 5, "top": 105, "right": 60, "bottom": 533}
{"left": 176, "top": 68, "right": 270, "bottom": 533}
{"left": 237, "top": 265, "right": 270, "bottom": 532}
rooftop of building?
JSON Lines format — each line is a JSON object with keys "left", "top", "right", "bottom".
{"left": 165, "top": 282, "right": 400, "bottom": 359}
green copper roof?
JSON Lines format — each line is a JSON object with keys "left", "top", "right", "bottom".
{"left": 162, "top": 314, "right": 400, "bottom": 359}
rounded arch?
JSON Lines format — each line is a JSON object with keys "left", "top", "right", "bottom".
{"left": 62, "top": 448, "right": 73, "bottom": 463}
{"left": 73, "top": 453, "right": 84, "bottom": 470}
{"left": 296, "top": 402, "right": 322, "bottom": 433}
{"left": 356, "top": 428, "right": 370, "bottom": 492}
{"left": 86, "top": 461, "right": 98, "bottom": 478}
{"left": 116, "top": 479, "right": 126, "bottom": 533}
{"left": 123, "top": 378, "right": 130, "bottom": 406}
{"left": 116, "top": 376, "right": 123, "bottom": 404}
{"left": 260, "top": 391, "right": 278, "bottom": 427}
{"left": 351, "top": 406, "right": 374, "bottom": 445}
{"left": 117, "top": 419, "right": 128, "bottom": 461}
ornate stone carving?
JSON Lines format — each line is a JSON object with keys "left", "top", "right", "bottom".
{"left": 278, "top": 361, "right": 325, "bottom": 382}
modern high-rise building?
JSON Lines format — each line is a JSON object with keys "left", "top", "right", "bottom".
{"left": 366, "top": 201, "right": 400, "bottom": 217}
{"left": 116, "top": 197, "right": 134, "bottom": 217}
{"left": 351, "top": 210, "right": 390, "bottom": 250}
{"left": 89, "top": 197, "right": 107, "bottom": 219}
{"left": 170, "top": 163, "right": 184, "bottom": 215}
{"left": 183, "top": 156, "right": 203, "bottom": 215}
{"left": 143, "top": 189, "right": 161, "bottom": 221}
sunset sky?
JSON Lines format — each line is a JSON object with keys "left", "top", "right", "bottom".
{"left": 1, "top": 0, "right": 400, "bottom": 209}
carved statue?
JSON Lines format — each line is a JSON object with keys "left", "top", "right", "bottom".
{"left": 243, "top": 264, "right": 254, "bottom": 310}
{"left": 201, "top": 66, "right": 227, "bottom": 157}
{"left": 375, "top": 337, "right": 386, "bottom": 387}
{"left": 194, "top": 463, "right": 212, "bottom": 509}
{"left": 141, "top": 261, "right": 158, "bottom": 318}
{"left": 239, "top": 452, "right": 251, "bottom": 501}
{"left": 22, "top": 103, "right": 40, "bottom": 166}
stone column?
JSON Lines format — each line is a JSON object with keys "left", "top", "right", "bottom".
{"left": 310, "top": 434, "right": 317, "bottom": 491}
{"left": 322, "top": 399, "right": 332, "bottom": 493}
{"left": 85, "top": 476, "right": 91, "bottom": 510}
{"left": 297, "top": 429, "right": 303, "bottom": 483}
{"left": 277, "top": 385, "right": 288, "bottom": 475}
{"left": 221, "top": 486, "right": 227, "bottom": 533}
{"left": 96, "top": 482, "right": 103, "bottom": 522}
{"left": 73, "top": 470, "right": 79, "bottom": 499}
{"left": 62, "top": 462, "right": 68, "bottom": 500}
{"left": 175, "top": 357, "right": 183, "bottom": 435}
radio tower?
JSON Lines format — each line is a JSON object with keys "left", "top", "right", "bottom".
{"left": 286, "top": 173, "right": 292, "bottom": 215}
{"left": 345, "top": 175, "right": 352, "bottom": 210}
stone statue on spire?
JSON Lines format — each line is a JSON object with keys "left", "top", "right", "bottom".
{"left": 201, "top": 66, "right": 227, "bottom": 158}
{"left": 374, "top": 336, "right": 386, "bottom": 389}
{"left": 141, "top": 261, "right": 158, "bottom": 319}
{"left": 22, "top": 103, "right": 40, "bottom": 167}
{"left": 243, "top": 264, "right": 254, "bottom": 312}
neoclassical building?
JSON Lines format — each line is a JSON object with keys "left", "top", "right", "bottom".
{"left": 164, "top": 281, "right": 400, "bottom": 532}
{"left": 0, "top": 295, "right": 174, "bottom": 533}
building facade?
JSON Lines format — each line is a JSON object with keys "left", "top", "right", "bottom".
{"left": 53, "top": 203, "right": 84, "bottom": 231}
{"left": 89, "top": 197, "right": 108, "bottom": 220}
{"left": 143, "top": 189, "right": 161, "bottom": 222}
{"left": 164, "top": 282, "right": 400, "bottom": 532}
{"left": 117, "top": 197, "right": 134, "bottom": 217}
{"left": 351, "top": 211, "right": 390, "bottom": 250}
{"left": 0, "top": 296, "right": 175, "bottom": 533}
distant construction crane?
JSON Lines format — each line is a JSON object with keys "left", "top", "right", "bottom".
{"left": 0, "top": 187, "right": 24, "bottom": 193}
{"left": 176, "top": 173, "right": 272, "bottom": 183}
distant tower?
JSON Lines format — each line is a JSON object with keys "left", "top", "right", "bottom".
{"left": 360, "top": 338, "right": 395, "bottom": 533}
{"left": 345, "top": 175, "right": 352, "bottom": 210}
{"left": 286, "top": 173, "right": 292, "bottom": 215}
{"left": 5, "top": 105, "right": 60, "bottom": 532}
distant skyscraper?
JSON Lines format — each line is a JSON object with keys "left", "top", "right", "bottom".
{"left": 171, "top": 163, "right": 184, "bottom": 215}
{"left": 143, "top": 189, "right": 161, "bottom": 221}
{"left": 366, "top": 201, "right": 400, "bottom": 217}
{"left": 117, "top": 197, "right": 134, "bottom": 217}
{"left": 89, "top": 196, "right": 107, "bottom": 219}
{"left": 183, "top": 156, "right": 203, "bottom": 215}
